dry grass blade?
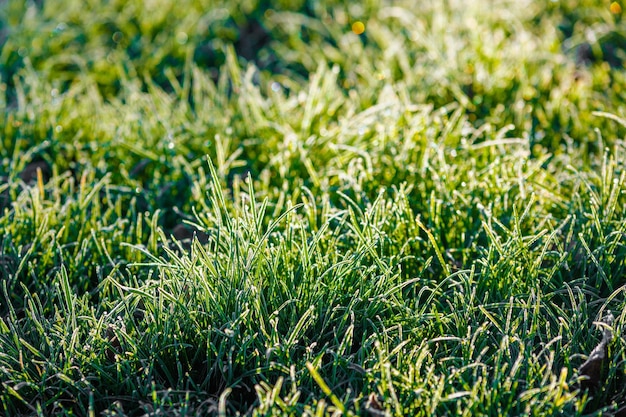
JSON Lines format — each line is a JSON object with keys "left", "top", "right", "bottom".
{"left": 578, "top": 312, "right": 614, "bottom": 393}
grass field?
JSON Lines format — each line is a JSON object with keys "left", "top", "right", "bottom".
{"left": 2, "top": 0, "right": 626, "bottom": 415}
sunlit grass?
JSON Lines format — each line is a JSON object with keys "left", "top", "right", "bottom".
{"left": 2, "top": 0, "right": 626, "bottom": 415}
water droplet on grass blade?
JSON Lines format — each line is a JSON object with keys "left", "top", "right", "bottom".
{"left": 53, "top": 22, "right": 67, "bottom": 34}
{"left": 176, "top": 32, "right": 188, "bottom": 45}
{"left": 112, "top": 31, "right": 123, "bottom": 43}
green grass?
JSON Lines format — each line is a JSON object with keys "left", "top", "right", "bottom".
{"left": 2, "top": 0, "right": 626, "bottom": 415}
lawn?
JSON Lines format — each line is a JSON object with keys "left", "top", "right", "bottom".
{"left": 1, "top": 0, "right": 626, "bottom": 415}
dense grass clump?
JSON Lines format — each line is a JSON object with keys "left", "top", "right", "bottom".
{"left": 2, "top": 0, "right": 626, "bottom": 415}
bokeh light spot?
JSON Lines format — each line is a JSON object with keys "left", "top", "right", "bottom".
{"left": 352, "top": 21, "right": 365, "bottom": 35}
{"left": 611, "top": 2, "right": 622, "bottom": 14}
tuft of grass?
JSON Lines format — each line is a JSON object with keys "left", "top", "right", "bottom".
{"left": 2, "top": 0, "right": 626, "bottom": 415}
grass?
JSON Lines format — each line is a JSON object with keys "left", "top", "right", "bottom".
{"left": 1, "top": 0, "right": 626, "bottom": 415}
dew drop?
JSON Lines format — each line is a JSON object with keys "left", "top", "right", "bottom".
{"left": 176, "top": 32, "right": 188, "bottom": 45}
{"left": 112, "top": 31, "right": 123, "bottom": 43}
{"left": 54, "top": 22, "right": 67, "bottom": 34}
